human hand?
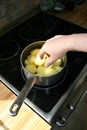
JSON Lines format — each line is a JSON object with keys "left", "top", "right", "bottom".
{"left": 39, "top": 35, "right": 71, "bottom": 67}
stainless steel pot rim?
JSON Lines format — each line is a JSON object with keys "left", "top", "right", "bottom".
{"left": 21, "top": 66, "right": 68, "bottom": 89}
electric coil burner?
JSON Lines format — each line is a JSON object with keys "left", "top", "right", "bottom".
{"left": 19, "top": 16, "right": 56, "bottom": 42}
{"left": 0, "top": 12, "right": 87, "bottom": 125}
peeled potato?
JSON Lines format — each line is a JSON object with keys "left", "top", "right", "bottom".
{"left": 53, "top": 66, "right": 63, "bottom": 72}
{"left": 53, "top": 59, "right": 62, "bottom": 67}
{"left": 24, "top": 59, "right": 30, "bottom": 65}
{"left": 25, "top": 64, "right": 37, "bottom": 74}
{"left": 27, "top": 55, "right": 36, "bottom": 64}
{"left": 35, "top": 55, "right": 45, "bottom": 66}
{"left": 37, "top": 66, "right": 46, "bottom": 76}
{"left": 43, "top": 67, "right": 56, "bottom": 76}
{"left": 35, "top": 53, "right": 48, "bottom": 66}
{"left": 30, "top": 49, "right": 40, "bottom": 56}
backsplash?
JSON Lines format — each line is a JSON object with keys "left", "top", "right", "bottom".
{"left": 0, "top": 0, "right": 41, "bottom": 28}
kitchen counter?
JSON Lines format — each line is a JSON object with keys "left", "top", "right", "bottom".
{"left": 0, "top": 81, "right": 51, "bottom": 130}
{"left": 48, "top": 0, "right": 87, "bottom": 28}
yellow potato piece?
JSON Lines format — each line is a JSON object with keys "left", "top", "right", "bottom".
{"left": 30, "top": 49, "right": 40, "bottom": 56}
{"left": 35, "top": 55, "right": 45, "bottom": 66}
{"left": 43, "top": 67, "right": 56, "bottom": 76}
{"left": 24, "top": 59, "right": 30, "bottom": 65}
{"left": 35, "top": 53, "right": 48, "bottom": 66}
{"left": 53, "top": 66, "right": 63, "bottom": 73}
{"left": 27, "top": 55, "right": 36, "bottom": 64}
{"left": 25, "top": 64, "right": 37, "bottom": 74}
{"left": 37, "top": 66, "right": 46, "bottom": 76}
{"left": 53, "top": 59, "right": 62, "bottom": 67}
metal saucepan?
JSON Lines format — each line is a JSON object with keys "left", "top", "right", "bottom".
{"left": 9, "top": 41, "right": 67, "bottom": 116}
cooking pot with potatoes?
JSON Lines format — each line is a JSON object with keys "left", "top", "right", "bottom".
{"left": 21, "top": 41, "right": 67, "bottom": 86}
{"left": 9, "top": 41, "right": 67, "bottom": 116}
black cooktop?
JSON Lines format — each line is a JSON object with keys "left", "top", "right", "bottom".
{"left": 0, "top": 12, "right": 87, "bottom": 121}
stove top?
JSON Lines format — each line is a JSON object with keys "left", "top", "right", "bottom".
{"left": 0, "top": 12, "right": 87, "bottom": 124}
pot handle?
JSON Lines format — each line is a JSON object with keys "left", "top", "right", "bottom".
{"left": 9, "top": 77, "right": 37, "bottom": 116}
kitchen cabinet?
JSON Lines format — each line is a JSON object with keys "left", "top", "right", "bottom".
{"left": 0, "top": 82, "right": 51, "bottom": 130}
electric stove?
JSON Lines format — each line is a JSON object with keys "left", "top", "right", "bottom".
{"left": 0, "top": 12, "right": 87, "bottom": 125}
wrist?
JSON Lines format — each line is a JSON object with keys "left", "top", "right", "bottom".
{"left": 66, "top": 34, "right": 75, "bottom": 51}
{"left": 61, "top": 35, "right": 74, "bottom": 52}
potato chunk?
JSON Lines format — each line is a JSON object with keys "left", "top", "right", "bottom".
{"left": 43, "top": 67, "right": 56, "bottom": 76}
{"left": 27, "top": 55, "right": 36, "bottom": 64}
{"left": 53, "top": 66, "right": 62, "bottom": 73}
{"left": 25, "top": 64, "right": 37, "bottom": 74}
{"left": 37, "top": 66, "right": 46, "bottom": 76}
{"left": 35, "top": 55, "right": 45, "bottom": 66}
{"left": 30, "top": 49, "right": 40, "bottom": 55}
{"left": 35, "top": 53, "right": 48, "bottom": 66}
{"left": 24, "top": 59, "right": 30, "bottom": 65}
{"left": 52, "top": 59, "right": 62, "bottom": 67}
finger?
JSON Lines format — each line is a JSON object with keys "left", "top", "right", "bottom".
{"left": 45, "top": 57, "right": 56, "bottom": 67}
{"left": 39, "top": 49, "right": 45, "bottom": 59}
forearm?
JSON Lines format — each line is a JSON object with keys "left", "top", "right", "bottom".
{"left": 39, "top": 33, "right": 87, "bottom": 67}
{"left": 69, "top": 33, "right": 87, "bottom": 52}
